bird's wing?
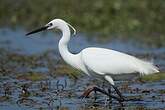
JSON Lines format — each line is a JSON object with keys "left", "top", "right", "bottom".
{"left": 81, "top": 47, "right": 159, "bottom": 75}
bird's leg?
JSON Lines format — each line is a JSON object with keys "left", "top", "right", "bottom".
{"left": 94, "top": 88, "right": 97, "bottom": 101}
{"left": 108, "top": 86, "right": 112, "bottom": 104}
{"left": 109, "top": 85, "right": 125, "bottom": 107}
{"left": 107, "top": 86, "right": 124, "bottom": 107}
{"left": 93, "top": 87, "right": 125, "bottom": 103}
{"left": 80, "top": 86, "right": 124, "bottom": 103}
{"left": 80, "top": 87, "right": 94, "bottom": 98}
{"left": 104, "top": 75, "right": 125, "bottom": 102}
{"left": 110, "top": 85, "right": 142, "bottom": 102}
{"left": 111, "top": 84, "right": 125, "bottom": 101}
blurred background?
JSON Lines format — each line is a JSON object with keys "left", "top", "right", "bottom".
{"left": 0, "top": 0, "right": 165, "bottom": 110}
{"left": 0, "top": 0, "right": 165, "bottom": 46}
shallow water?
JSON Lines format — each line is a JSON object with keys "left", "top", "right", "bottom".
{"left": 0, "top": 75, "right": 165, "bottom": 110}
{"left": 0, "top": 28, "right": 165, "bottom": 110}
{"left": 0, "top": 28, "right": 165, "bottom": 54}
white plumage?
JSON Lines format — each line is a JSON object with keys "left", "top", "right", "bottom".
{"left": 26, "top": 19, "right": 159, "bottom": 86}
{"left": 80, "top": 47, "right": 159, "bottom": 85}
{"left": 81, "top": 48, "right": 159, "bottom": 75}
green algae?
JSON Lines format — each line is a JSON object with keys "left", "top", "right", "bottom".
{"left": 139, "top": 72, "right": 165, "bottom": 82}
{"left": 54, "top": 65, "right": 82, "bottom": 80}
{"left": 16, "top": 72, "right": 48, "bottom": 81}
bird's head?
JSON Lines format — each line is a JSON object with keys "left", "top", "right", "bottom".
{"left": 26, "top": 19, "right": 76, "bottom": 36}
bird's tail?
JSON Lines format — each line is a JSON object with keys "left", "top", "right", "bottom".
{"left": 135, "top": 59, "right": 159, "bottom": 75}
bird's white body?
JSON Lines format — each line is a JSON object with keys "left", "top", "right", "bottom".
{"left": 27, "top": 19, "right": 159, "bottom": 86}
{"left": 56, "top": 19, "right": 159, "bottom": 85}
{"left": 81, "top": 48, "right": 158, "bottom": 75}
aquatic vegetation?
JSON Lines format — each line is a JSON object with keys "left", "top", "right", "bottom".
{"left": 0, "top": 48, "right": 82, "bottom": 80}
{"left": 16, "top": 72, "right": 48, "bottom": 81}
{"left": 159, "top": 89, "right": 165, "bottom": 94}
{"left": 139, "top": 72, "right": 165, "bottom": 82}
{"left": 54, "top": 64, "right": 82, "bottom": 80}
{"left": 0, "top": 96, "right": 11, "bottom": 102}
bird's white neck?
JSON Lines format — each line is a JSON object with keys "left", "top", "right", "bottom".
{"left": 58, "top": 23, "right": 78, "bottom": 68}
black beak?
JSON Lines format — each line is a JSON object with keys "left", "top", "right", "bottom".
{"left": 26, "top": 25, "right": 49, "bottom": 36}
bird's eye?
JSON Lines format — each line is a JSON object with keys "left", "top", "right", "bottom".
{"left": 49, "top": 23, "right": 53, "bottom": 26}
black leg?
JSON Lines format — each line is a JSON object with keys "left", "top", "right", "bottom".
{"left": 80, "top": 86, "right": 124, "bottom": 103}
{"left": 80, "top": 85, "right": 141, "bottom": 105}
{"left": 111, "top": 84, "right": 125, "bottom": 101}
{"left": 94, "top": 88, "right": 97, "bottom": 101}
{"left": 108, "top": 86, "right": 112, "bottom": 104}
{"left": 111, "top": 85, "right": 143, "bottom": 102}
{"left": 80, "top": 87, "right": 93, "bottom": 98}
{"left": 94, "top": 87, "right": 125, "bottom": 103}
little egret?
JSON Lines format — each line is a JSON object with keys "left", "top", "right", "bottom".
{"left": 26, "top": 19, "right": 159, "bottom": 102}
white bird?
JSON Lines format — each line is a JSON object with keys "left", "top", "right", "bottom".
{"left": 26, "top": 19, "right": 159, "bottom": 102}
